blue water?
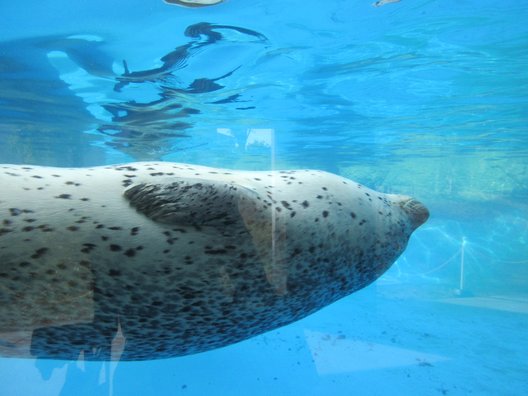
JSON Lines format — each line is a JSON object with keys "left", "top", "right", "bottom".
{"left": 1, "top": 0, "right": 527, "bottom": 395}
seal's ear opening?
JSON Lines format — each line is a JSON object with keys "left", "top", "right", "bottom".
{"left": 164, "top": 0, "right": 224, "bottom": 7}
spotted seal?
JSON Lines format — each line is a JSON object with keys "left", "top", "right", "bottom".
{"left": 0, "top": 162, "right": 428, "bottom": 361}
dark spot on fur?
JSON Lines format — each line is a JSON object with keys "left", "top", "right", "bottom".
{"left": 55, "top": 194, "right": 72, "bottom": 199}
{"left": 302, "top": 200, "right": 309, "bottom": 208}
{"left": 67, "top": 226, "right": 79, "bottom": 231}
{"left": 81, "top": 243, "right": 96, "bottom": 253}
{"left": 79, "top": 260, "right": 90, "bottom": 268}
{"left": 9, "top": 208, "right": 21, "bottom": 216}
{"left": 110, "top": 244, "right": 122, "bottom": 251}
{"left": 205, "top": 248, "right": 227, "bottom": 255}
{"left": 350, "top": 212, "right": 356, "bottom": 219}
{"left": 80, "top": 198, "right": 90, "bottom": 201}
{"left": 108, "top": 226, "right": 122, "bottom": 231}
{"left": 130, "top": 227, "right": 140, "bottom": 236}
{"left": 31, "top": 247, "right": 49, "bottom": 259}
{"left": 322, "top": 210, "right": 329, "bottom": 218}
{"left": 116, "top": 166, "right": 138, "bottom": 172}
{"left": 0, "top": 228, "right": 12, "bottom": 236}
{"left": 124, "top": 249, "right": 136, "bottom": 257}
{"left": 22, "top": 226, "right": 34, "bottom": 232}
{"left": 291, "top": 247, "right": 302, "bottom": 257}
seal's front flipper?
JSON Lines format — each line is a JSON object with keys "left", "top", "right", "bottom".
{"left": 124, "top": 179, "right": 260, "bottom": 229}
{"left": 125, "top": 178, "right": 289, "bottom": 295}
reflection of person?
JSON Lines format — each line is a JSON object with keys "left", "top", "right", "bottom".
{"left": 164, "top": 0, "right": 224, "bottom": 7}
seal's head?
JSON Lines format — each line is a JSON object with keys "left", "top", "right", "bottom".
{"left": 399, "top": 196, "right": 430, "bottom": 230}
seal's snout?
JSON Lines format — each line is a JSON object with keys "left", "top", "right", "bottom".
{"left": 400, "top": 197, "right": 429, "bottom": 230}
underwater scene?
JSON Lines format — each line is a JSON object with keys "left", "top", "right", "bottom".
{"left": 0, "top": 0, "right": 527, "bottom": 395}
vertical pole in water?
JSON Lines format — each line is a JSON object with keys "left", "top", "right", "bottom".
{"left": 270, "top": 129, "right": 277, "bottom": 266}
{"left": 459, "top": 237, "right": 466, "bottom": 291}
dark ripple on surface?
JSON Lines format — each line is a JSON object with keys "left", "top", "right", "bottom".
{"left": 0, "top": 22, "right": 268, "bottom": 160}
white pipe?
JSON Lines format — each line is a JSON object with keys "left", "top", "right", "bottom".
{"left": 459, "top": 237, "right": 467, "bottom": 291}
